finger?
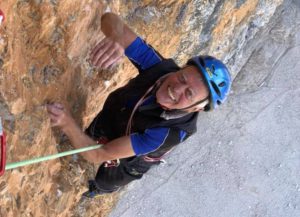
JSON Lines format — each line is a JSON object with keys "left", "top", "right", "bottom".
{"left": 52, "top": 103, "right": 64, "bottom": 110}
{"left": 50, "top": 120, "right": 60, "bottom": 127}
{"left": 90, "top": 38, "right": 108, "bottom": 58}
{"left": 49, "top": 114, "right": 59, "bottom": 127}
{"left": 48, "top": 111, "right": 60, "bottom": 117}
{"left": 49, "top": 113, "right": 58, "bottom": 121}
{"left": 95, "top": 45, "right": 116, "bottom": 68}
{"left": 46, "top": 104, "right": 64, "bottom": 116}
{"left": 92, "top": 40, "right": 113, "bottom": 65}
{"left": 91, "top": 38, "right": 111, "bottom": 63}
{"left": 107, "top": 55, "right": 123, "bottom": 70}
{"left": 90, "top": 43, "right": 106, "bottom": 64}
{"left": 102, "top": 51, "right": 123, "bottom": 69}
{"left": 46, "top": 103, "right": 64, "bottom": 110}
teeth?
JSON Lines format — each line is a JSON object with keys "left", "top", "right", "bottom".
{"left": 168, "top": 86, "right": 176, "bottom": 102}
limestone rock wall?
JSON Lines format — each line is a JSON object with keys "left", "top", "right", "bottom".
{"left": 0, "top": 0, "right": 283, "bottom": 216}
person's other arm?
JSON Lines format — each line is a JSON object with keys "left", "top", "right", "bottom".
{"left": 46, "top": 103, "right": 135, "bottom": 164}
{"left": 46, "top": 103, "right": 186, "bottom": 163}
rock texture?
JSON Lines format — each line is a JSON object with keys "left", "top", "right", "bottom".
{"left": 0, "top": 0, "right": 283, "bottom": 216}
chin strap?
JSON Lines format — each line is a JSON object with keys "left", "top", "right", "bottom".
{"left": 179, "top": 98, "right": 209, "bottom": 111}
{"left": 160, "top": 97, "right": 209, "bottom": 120}
{"left": 160, "top": 109, "right": 190, "bottom": 120}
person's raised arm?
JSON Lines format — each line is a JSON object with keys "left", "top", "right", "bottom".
{"left": 101, "top": 12, "right": 137, "bottom": 49}
{"left": 90, "top": 12, "right": 137, "bottom": 69}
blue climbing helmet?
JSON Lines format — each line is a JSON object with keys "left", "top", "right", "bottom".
{"left": 187, "top": 56, "right": 231, "bottom": 111}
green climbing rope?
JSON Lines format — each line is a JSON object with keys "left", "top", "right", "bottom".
{"left": 5, "top": 144, "right": 102, "bottom": 170}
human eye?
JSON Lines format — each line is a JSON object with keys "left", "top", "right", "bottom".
{"left": 186, "top": 88, "right": 194, "bottom": 101}
{"left": 179, "top": 73, "right": 187, "bottom": 84}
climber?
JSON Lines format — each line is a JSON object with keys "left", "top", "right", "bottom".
{"left": 46, "top": 12, "right": 231, "bottom": 198}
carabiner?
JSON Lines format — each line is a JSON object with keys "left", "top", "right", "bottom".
{"left": 0, "top": 117, "right": 6, "bottom": 176}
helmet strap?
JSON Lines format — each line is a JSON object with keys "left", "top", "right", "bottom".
{"left": 179, "top": 97, "right": 209, "bottom": 111}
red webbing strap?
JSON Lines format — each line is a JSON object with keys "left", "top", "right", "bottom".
{"left": 0, "top": 9, "right": 5, "bottom": 23}
{"left": 97, "top": 136, "right": 109, "bottom": 145}
{"left": 0, "top": 133, "right": 6, "bottom": 176}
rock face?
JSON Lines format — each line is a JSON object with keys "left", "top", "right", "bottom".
{"left": 0, "top": 0, "right": 283, "bottom": 216}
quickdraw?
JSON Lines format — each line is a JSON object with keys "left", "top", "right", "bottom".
{"left": 0, "top": 9, "right": 5, "bottom": 25}
{"left": 0, "top": 117, "right": 6, "bottom": 176}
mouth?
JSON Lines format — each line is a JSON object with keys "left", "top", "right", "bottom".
{"left": 168, "top": 86, "right": 176, "bottom": 102}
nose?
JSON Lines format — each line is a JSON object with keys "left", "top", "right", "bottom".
{"left": 173, "top": 83, "right": 188, "bottom": 95}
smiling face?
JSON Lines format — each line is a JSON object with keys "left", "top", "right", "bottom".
{"left": 156, "top": 65, "right": 209, "bottom": 111}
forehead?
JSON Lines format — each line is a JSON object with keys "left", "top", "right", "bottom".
{"left": 181, "top": 65, "right": 203, "bottom": 79}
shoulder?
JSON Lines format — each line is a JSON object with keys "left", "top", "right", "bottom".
{"left": 130, "top": 127, "right": 187, "bottom": 156}
{"left": 125, "top": 37, "right": 180, "bottom": 72}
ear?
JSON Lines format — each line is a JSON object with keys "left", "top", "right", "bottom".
{"left": 184, "top": 105, "right": 203, "bottom": 113}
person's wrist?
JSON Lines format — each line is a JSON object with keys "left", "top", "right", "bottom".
{"left": 61, "top": 119, "right": 79, "bottom": 135}
{"left": 109, "top": 36, "right": 125, "bottom": 50}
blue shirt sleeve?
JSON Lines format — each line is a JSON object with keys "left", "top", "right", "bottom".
{"left": 130, "top": 128, "right": 187, "bottom": 156}
{"left": 125, "top": 37, "right": 162, "bottom": 70}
